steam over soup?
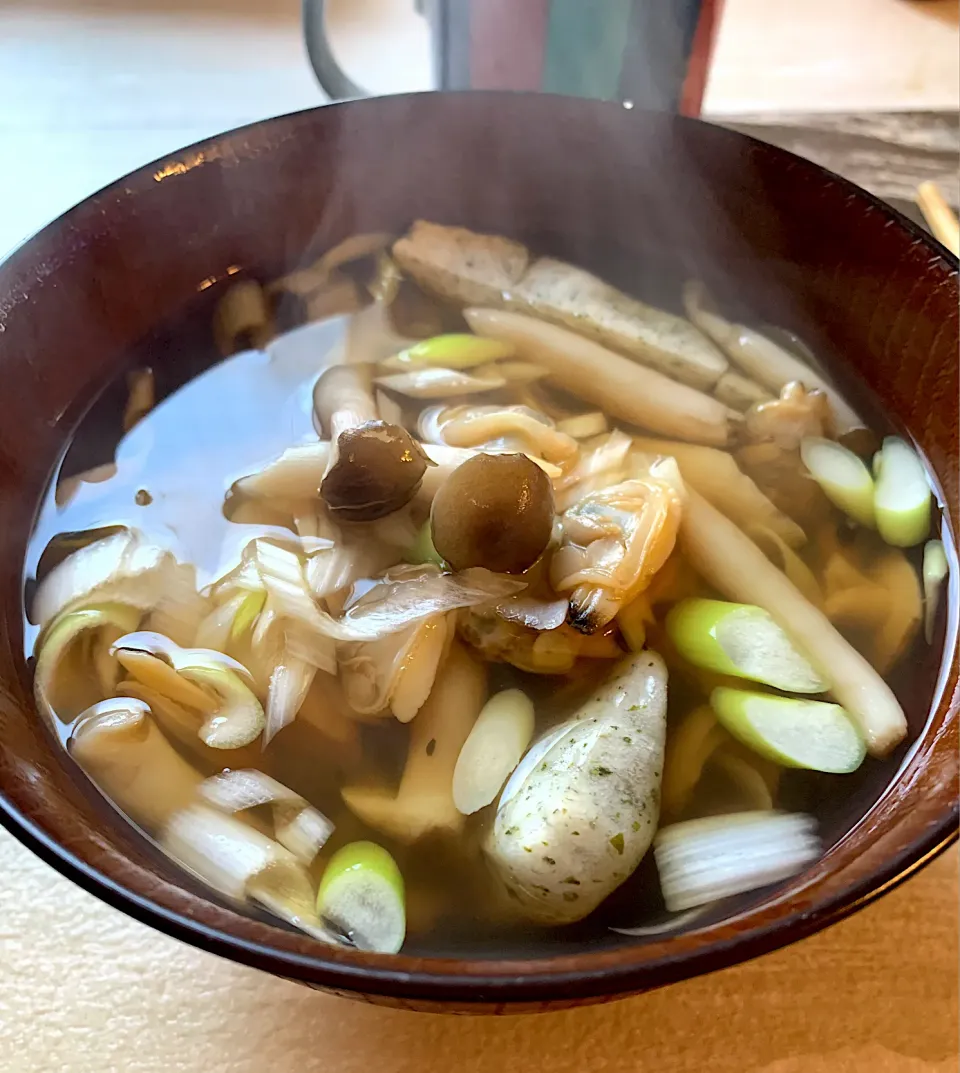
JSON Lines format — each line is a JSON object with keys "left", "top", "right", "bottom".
{"left": 25, "top": 223, "right": 947, "bottom": 955}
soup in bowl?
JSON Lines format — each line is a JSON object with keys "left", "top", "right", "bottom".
{"left": 0, "top": 95, "right": 956, "bottom": 1011}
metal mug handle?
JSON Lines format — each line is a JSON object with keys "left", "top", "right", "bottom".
{"left": 302, "top": 0, "right": 368, "bottom": 100}
{"left": 303, "top": 0, "right": 430, "bottom": 100}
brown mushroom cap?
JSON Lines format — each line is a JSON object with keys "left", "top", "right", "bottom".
{"left": 321, "top": 422, "right": 431, "bottom": 522}
{"left": 430, "top": 453, "right": 555, "bottom": 574}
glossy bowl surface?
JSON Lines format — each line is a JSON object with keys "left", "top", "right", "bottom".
{"left": 0, "top": 94, "right": 956, "bottom": 1012}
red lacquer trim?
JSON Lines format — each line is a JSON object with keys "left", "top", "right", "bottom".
{"left": 680, "top": 0, "right": 725, "bottom": 117}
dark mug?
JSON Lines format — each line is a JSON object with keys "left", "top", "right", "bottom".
{"left": 303, "top": 0, "right": 720, "bottom": 115}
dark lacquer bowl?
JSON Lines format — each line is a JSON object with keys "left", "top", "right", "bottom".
{"left": 0, "top": 95, "right": 956, "bottom": 1013}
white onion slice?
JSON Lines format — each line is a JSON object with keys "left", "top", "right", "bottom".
{"left": 111, "top": 630, "right": 254, "bottom": 682}
{"left": 375, "top": 367, "right": 506, "bottom": 398}
{"left": 32, "top": 529, "right": 177, "bottom": 629}
{"left": 923, "top": 539, "right": 949, "bottom": 644}
{"left": 610, "top": 907, "right": 708, "bottom": 937}
{"left": 453, "top": 689, "right": 535, "bottom": 815}
{"left": 654, "top": 810, "right": 820, "bottom": 912}
{"left": 198, "top": 769, "right": 333, "bottom": 864}
{"left": 162, "top": 804, "right": 338, "bottom": 944}
{"left": 258, "top": 552, "right": 524, "bottom": 646}
{"left": 265, "top": 651, "right": 317, "bottom": 743}
{"left": 338, "top": 566, "right": 524, "bottom": 642}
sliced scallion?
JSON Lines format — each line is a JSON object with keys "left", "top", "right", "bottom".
{"left": 873, "top": 437, "right": 931, "bottom": 547}
{"left": 232, "top": 589, "right": 267, "bottom": 642}
{"left": 710, "top": 687, "right": 866, "bottom": 773}
{"left": 112, "top": 632, "right": 265, "bottom": 750}
{"left": 381, "top": 334, "right": 514, "bottom": 371}
{"left": 404, "top": 520, "right": 446, "bottom": 568}
{"left": 799, "top": 437, "right": 876, "bottom": 529}
{"left": 316, "top": 841, "right": 406, "bottom": 954}
{"left": 666, "top": 598, "right": 828, "bottom": 693}
{"left": 35, "top": 603, "right": 142, "bottom": 722}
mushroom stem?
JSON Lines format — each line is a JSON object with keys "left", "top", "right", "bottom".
{"left": 683, "top": 282, "right": 863, "bottom": 434}
{"left": 313, "top": 365, "right": 379, "bottom": 442}
{"left": 341, "top": 643, "right": 487, "bottom": 843}
{"left": 313, "top": 365, "right": 432, "bottom": 521}
{"left": 464, "top": 307, "right": 736, "bottom": 446}
{"left": 631, "top": 436, "right": 805, "bottom": 549}
{"left": 70, "top": 698, "right": 203, "bottom": 831}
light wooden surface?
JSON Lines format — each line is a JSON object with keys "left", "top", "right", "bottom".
{"left": 716, "top": 111, "right": 960, "bottom": 206}
{"left": 705, "top": 0, "right": 960, "bottom": 114}
{"left": 0, "top": 2, "right": 957, "bottom": 1071}
{"left": 0, "top": 826, "right": 955, "bottom": 1073}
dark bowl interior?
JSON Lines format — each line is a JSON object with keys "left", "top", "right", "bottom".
{"left": 0, "top": 94, "right": 956, "bottom": 1012}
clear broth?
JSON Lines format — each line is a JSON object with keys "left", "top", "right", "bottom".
{"left": 23, "top": 276, "right": 945, "bottom": 958}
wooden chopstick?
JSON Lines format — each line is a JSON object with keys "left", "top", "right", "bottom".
{"left": 916, "top": 181, "right": 960, "bottom": 256}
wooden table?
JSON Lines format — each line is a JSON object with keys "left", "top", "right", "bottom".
{"left": 0, "top": 3, "right": 956, "bottom": 1071}
{"left": 0, "top": 826, "right": 955, "bottom": 1073}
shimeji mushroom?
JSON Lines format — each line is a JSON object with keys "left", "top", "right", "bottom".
{"left": 340, "top": 643, "right": 487, "bottom": 843}
{"left": 233, "top": 439, "right": 553, "bottom": 514}
{"left": 313, "top": 364, "right": 431, "bottom": 521}
{"left": 232, "top": 443, "right": 332, "bottom": 502}
{"left": 630, "top": 436, "right": 805, "bottom": 549}
{"left": 430, "top": 453, "right": 556, "bottom": 574}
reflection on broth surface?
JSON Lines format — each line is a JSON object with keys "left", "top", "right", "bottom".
{"left": 24, "top": 224, "right": 948, "bottom": 957}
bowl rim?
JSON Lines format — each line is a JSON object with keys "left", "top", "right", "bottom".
{"left": 2, "top": 782, "right": 957, "bottom": 1002}
{"left": 0, "top": 92, "right": 957, "bottom": 1005}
